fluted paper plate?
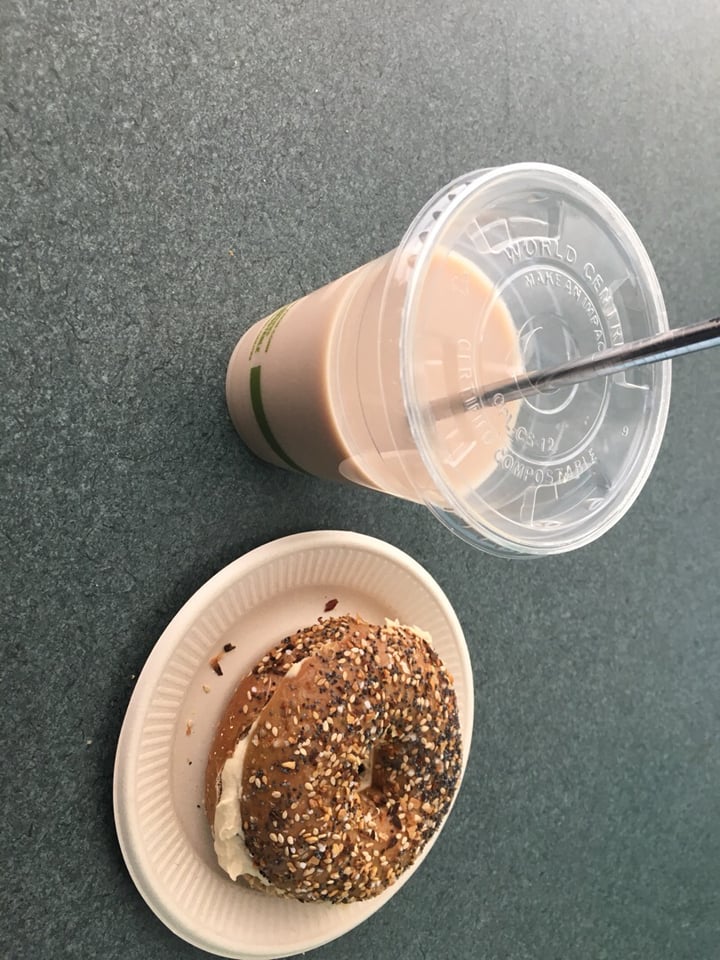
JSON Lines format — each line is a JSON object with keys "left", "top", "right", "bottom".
{"left": 114, "top": 531, "right": 472, "bottom": 958}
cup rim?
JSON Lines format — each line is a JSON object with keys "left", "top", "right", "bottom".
{"left": 395, "top": 163, "right": 671, "bottom": 556}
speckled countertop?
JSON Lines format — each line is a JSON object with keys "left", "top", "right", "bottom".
{"left": 3, "top": 2, "right": 720, "bottom": 958}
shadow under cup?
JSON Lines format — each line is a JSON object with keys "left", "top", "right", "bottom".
{"left": 226, "top": 163, "right": 671, "bottom": 557}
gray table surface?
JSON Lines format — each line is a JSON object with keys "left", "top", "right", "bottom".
{"left": 3, "top": 1, "right": 720, "bottom": 958}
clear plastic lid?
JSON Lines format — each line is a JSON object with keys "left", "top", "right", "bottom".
{"left": 395, "top": 163, "right": 671, "bottom": 556}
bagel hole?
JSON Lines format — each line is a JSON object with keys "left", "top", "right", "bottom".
{"left": 358, "top": 749, "right": 375, "bottom": 791}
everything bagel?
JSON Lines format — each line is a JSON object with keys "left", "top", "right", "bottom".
{"left": 205, "top": 615, "right": 462, "bottom": 903}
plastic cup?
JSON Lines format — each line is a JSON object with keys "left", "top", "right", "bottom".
{"left": 226, "top": 163, "right": 670, "bottom": 557}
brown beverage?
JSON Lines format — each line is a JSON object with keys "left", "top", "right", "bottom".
{"left": 226, "top": 247, "right": 521, "bottom": 502}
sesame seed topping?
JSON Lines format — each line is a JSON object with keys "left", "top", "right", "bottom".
{"left": 221, "top": 614, "right": 461, "bottom": 904}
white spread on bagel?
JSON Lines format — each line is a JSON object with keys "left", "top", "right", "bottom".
{"left": 384, "top": 618, "right": 433, "bottom": 647}
{"left": 212, "top": 657, "right": 309, "bottom": 882}
{"left": 213, "top": 716, "right": 266, "bottom": 882}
